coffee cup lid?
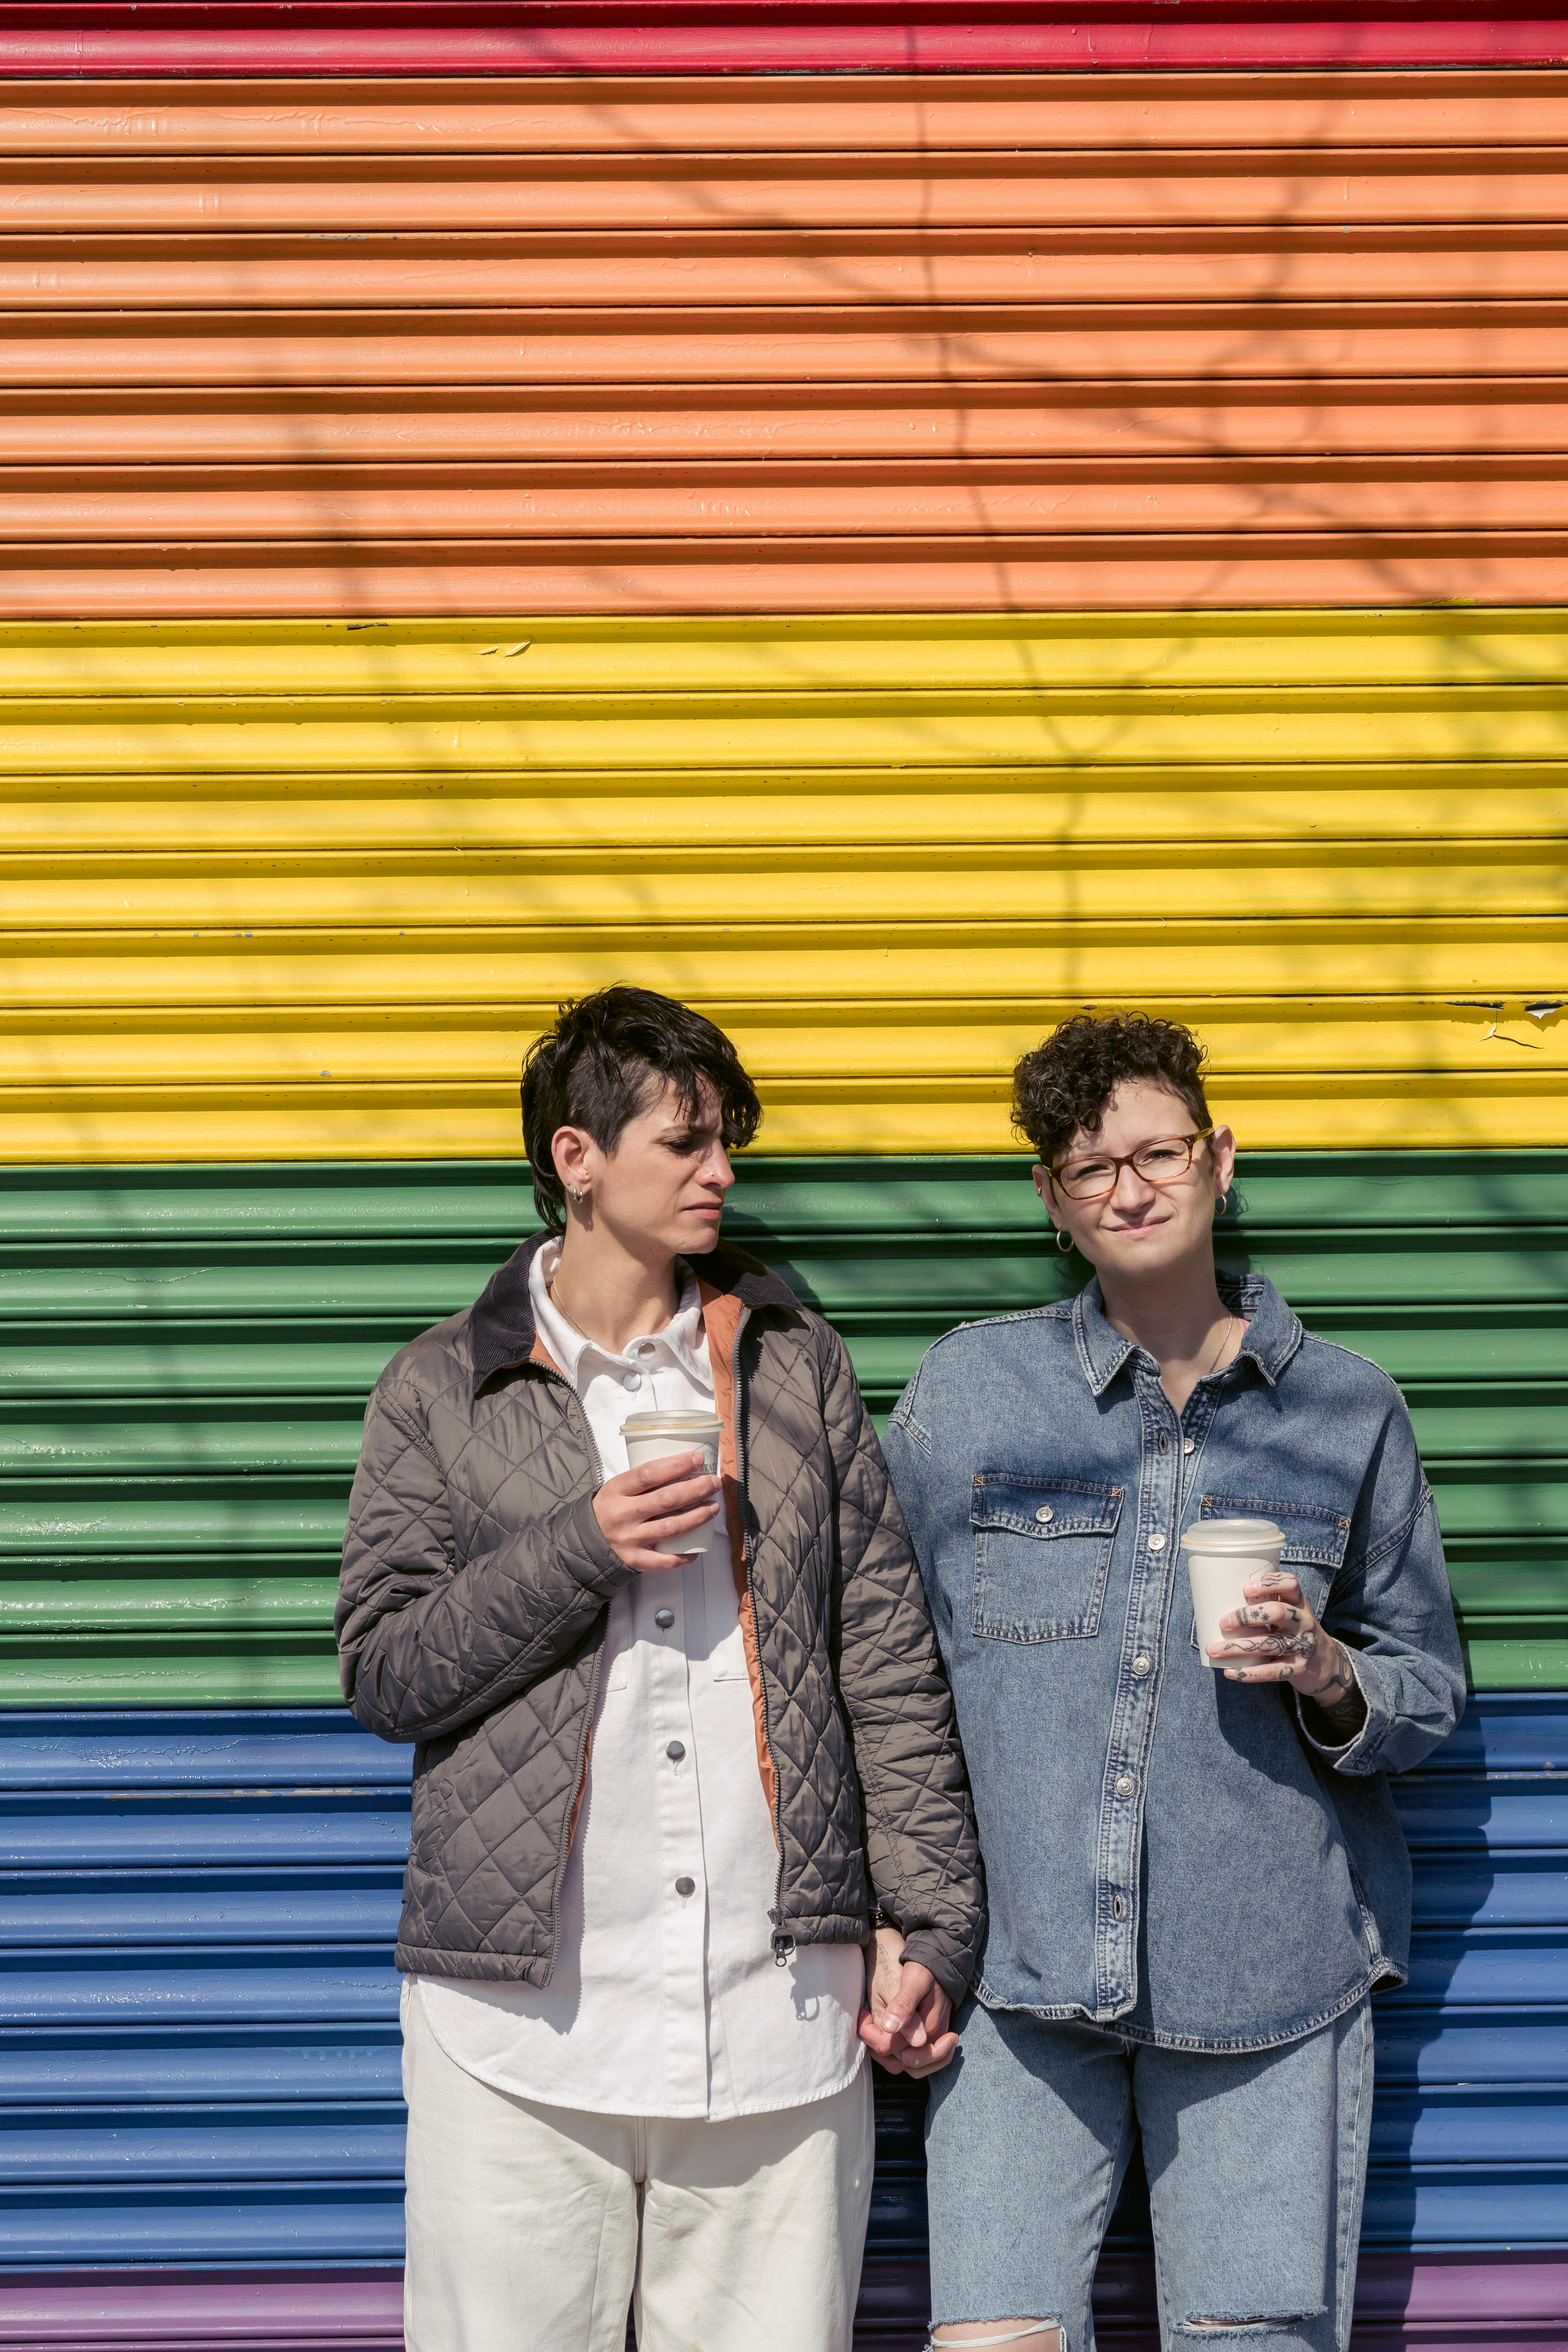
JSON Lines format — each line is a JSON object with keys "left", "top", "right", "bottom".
{"left": 1181, "top": 1517, "right": 1286, "bottom": 1552}
{"left": 623, "top": 1409, "right": 721, "bottom": 1432}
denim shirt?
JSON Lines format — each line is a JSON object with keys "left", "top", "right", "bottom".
{"left": 884, "top": 1270, "right": 1465, "bottom": 2053}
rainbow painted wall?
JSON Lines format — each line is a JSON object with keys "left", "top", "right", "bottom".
{"left": 0, "top": 7, "right": 1563, "bottom": 2346}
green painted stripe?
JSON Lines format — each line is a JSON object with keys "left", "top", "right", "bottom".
{"left": 0, "top": 1403, "right": 1556, "bottom": 1479}
{"left": 0, "top": 1153, "right": 1561, "bottom": 1703}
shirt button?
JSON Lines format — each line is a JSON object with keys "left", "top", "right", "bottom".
{"left": 654, "top": 1607, "right": 675, "bottom": 1630}
{"left": 674, "top": 1875, "right": 696, "bottom": 1898}
{"left": 622, "top": 1372, "right": 640, "bottom": 1392}
{"left": 1147, "top": 1532, "right": 1166, "bottom": 1551}
{"left": 1183, "top": 1438, "right": 1196, "bottom": 1456}
{"left": 1133, "top": 1654, "right": 1152, "bottom": 1677}
{"left": 1116, "top": 1772, "right": 1135, "bottom": 1797}
{"left": 666, "top": 1739, "right": 686, "bottom": 1761}
{"left": 1035, "top": 1506, "right": 1055, "bottom": 1524}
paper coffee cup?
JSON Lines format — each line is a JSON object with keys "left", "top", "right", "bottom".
{"left": 622, "top": 1410, "right": 723, "bottom": 1556}
{"left": 1183, "top": 1518, "right": 1287, "bottom": 1666}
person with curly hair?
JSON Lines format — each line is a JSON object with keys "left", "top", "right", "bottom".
{"left": 884, "top": 1010, "right": 1463, "bottom": 2352}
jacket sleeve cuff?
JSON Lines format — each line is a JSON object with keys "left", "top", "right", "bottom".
{"left": 554, "top": 1489, "right": 638, "bottom": 1600}
{"left": 897, "top": 1926, "right": 972, "bottom": 2011}
{"left": 1292, "top": 1648, "right": 1394, "bottom": 1776}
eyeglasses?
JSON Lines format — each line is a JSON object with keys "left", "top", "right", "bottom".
{"left": 1049, "top": 1131, "right": 1213, "bottom": 1204}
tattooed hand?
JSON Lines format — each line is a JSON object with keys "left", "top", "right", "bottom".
{"left": 1208, "top": 1571, "right": 1367, "bottom": 1737}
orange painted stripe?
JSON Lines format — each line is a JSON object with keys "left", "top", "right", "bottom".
{"left": 1, "top": 317, "right": 1558, "bottom": 389}
{"left": 11, "top": 546, "right": 1568, "bottom": 617}
{"left": 7, "top": 164, "right": 1568, "bottom": 234}
{"left": 9, "top": 467, "right": 1565, "bottom": 542}
{"left": 2, "top": 389, "right": 1562, "bottom": 466}
{"left": 4, "top": 71, "right": 1560, "bottom": 614}
{"left": 12, "top": 238, "right": 1568, "bottom": 309}
{"left": 5, "top": 74, "right": 1566, "bottom": 154}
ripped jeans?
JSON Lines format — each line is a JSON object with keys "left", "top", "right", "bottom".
{"left": 925, "top": 1997, "right": 1373, "bottom": 2352}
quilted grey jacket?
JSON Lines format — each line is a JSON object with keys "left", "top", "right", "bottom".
{"left": 336, "top": 1233, "right": 984, "bottom": 2003}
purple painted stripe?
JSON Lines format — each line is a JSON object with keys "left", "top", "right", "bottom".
{"left": 3, "top": 2258, "right": 1566, "bottom": 2350}
{"left": 0, "top": 2267, "right": 403, "bottom": 2347}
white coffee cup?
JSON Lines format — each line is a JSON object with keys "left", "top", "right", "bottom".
{"left": 1183, "top": 1518, "right": 1287, "bottom": 1666}
{"left": 622, "top": 1410, "right": 723, "bottom": 1556}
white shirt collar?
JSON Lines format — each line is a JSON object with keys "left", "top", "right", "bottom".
{"left": 528, "top": 1237, "right": 709, "bottom": 1389}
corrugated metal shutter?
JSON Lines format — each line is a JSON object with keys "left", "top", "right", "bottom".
{"left": 1, "top": 73, "right": 1564, "bottom": 612}
{"left": 3, "top": 11, "right": 1564, "bottom": 2340}
{"left": 0, "top": 614, "right": 1562, "bottom": 1164}
{"left": 0, "top": 1693, "right": 1561, "bottom": 2317}
{"left": 0, "top": 1154, "right": 1560, "bottom": 1701}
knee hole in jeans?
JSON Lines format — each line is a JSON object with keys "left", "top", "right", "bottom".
{"left": 931, "top": 2324, "right": 1062, "bottom": 2351}
{"left": 1181, "top": 2313, "right": 1324, "bottom": 2337}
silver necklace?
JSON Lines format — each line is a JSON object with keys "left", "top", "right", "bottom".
{"left": 549, "top": 1278, "right": 679, "bottom": 1357}
{"left": 1202, "top": 1311, "right": 1237, "bottom": 1377}
{"left": 547, "top": 1279, "right": 603, "bottom": 1351}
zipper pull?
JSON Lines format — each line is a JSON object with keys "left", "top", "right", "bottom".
{"left": 772, "top": 1932, "right": 795, "bottom": 1967}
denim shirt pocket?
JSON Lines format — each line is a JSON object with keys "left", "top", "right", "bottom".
{"left": 1188, "top": 1493, "right": 1353, "bottom": 1644}
{"left": 971, "top": 1473, "right": 1124, "bottom": 1642}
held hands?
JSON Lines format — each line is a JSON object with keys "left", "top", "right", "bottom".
{"left": 592, "top": 1451, "right": 722, "bottom": 1573}
{"left": 1208, "top": 1569, "right": 1365, "bottom": 1727}
{"left": 858, "top": 1924, "right": 959, "bottom": 2081}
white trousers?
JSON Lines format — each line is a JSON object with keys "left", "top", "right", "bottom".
{"left": 402, "top": 1986, "right": 875, "bottom": 2352}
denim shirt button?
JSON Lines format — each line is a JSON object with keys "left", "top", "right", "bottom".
{"left": 1147, "top": 1532, "right": 1166, "bottom": 1551}
{"left": 1035, "top": 1506, "right": 1055, "bottom": 1523}
{"left": 1133, "top": 1654, "right": 1152, "bottom": 1677}
{"left": 1115, "top": 1772, "right": 1135, "bottom": 1796}
{"left": 1182, "top": 1437, "right": 1196, "bottom": 1456}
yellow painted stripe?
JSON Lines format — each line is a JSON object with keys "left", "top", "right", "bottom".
{"left": 5, "top": 790, "right": 1563, "bottom": 852}
{"left": 9, "top": 712, "right": 1568, "bottom": 778}
{"left": 3, "top": 610, "right": 1568, "bottom": 688}
{"left": 1, "top": 613, "right": 1562, "bottom": 1159}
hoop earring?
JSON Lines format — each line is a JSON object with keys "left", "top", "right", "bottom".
{"left": 1214, "top": 1191, "right": 1229, "bottom": 1219}
{"left": 569, "top": 1186, "right": 587, "bottom": 1206}
{"left": 1056, "top": 1228, "right": 1075, "bottom": 1255}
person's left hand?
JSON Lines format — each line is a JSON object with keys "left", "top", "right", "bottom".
{"left": 858, "top": 1925, "right": 959, "bottom": 2079}
{"left": 1208, "top": 1568, "right": 1359, "bottom": 1707}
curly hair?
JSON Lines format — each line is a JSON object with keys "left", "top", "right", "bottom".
{"left": 521, "top": 985, "right": 762, "bottom": 1231}
{"left": 1012, "top": 1012, "right": 1211, "bottom": 1167}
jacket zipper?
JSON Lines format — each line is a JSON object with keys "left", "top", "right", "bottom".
{"left": 729, "top": 1305, "right": 794, "bottom": 1966}
{"left": 532, "top": 1364, "right": 606, "bottom": 1986}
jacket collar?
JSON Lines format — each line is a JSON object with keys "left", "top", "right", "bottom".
{"left": 469, "top": 1228, "right": 799, "bottom": 1393}
{"left": 1071, "top": 1267, "right": 1302, "bottom": 1398}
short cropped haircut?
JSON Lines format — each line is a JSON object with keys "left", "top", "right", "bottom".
{"left": 521, "top": 985, "right": 763, "bottom": 1231}
{"left": 1012, "top": 1012, "right": 1211, "bottom": 1167}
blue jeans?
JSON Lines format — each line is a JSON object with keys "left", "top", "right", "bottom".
{"left": 925, "top": 1996, "right": 1374, "bottom": 2352}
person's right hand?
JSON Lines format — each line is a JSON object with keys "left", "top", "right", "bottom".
{"left": 592, "top": 1452, "right": 722, "bottom": 1572}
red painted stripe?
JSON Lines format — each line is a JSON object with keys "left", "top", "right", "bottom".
{"left": 0, "top": 4, "right": 1563, "bottom": 78}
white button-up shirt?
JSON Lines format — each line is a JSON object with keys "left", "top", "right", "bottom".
{"left": 411, "top": 1240, "right": 865, "bottom": 2119}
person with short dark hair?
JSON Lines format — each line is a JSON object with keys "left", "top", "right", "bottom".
{"left": 884, "top": 1009, "right": 1462, "bottom": 2352}
{"left": 337, "top": 984, "right": 983, "bottom": 2352}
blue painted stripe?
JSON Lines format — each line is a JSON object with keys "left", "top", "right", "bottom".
{"left": 0, "top": 1690, "right": 1559, "bottom": 1788}
{"left": 0, "top": 1713, "right": 411, "bottom": 1791}
{"left": 0, "top": 2185, "right": 408, "bottom": 2267}
{"left": 0, "top": 2032, "right": 404, "bottom": 2104}
{"left": 0, "top": 1696, "right": 1558, "bottom": 2268}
